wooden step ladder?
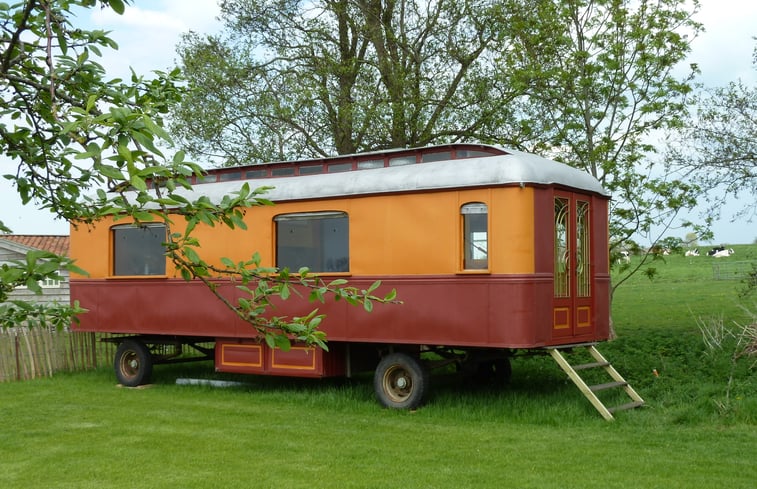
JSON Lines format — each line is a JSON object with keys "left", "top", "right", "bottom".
{"left": 548, "top": 343, "right": 644, "bottom": 420}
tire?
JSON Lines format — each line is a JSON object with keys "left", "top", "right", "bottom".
{"left": 373, "top": 352, "right": 429, "bottom": 409}
{"left": 114, "top": 339, "right": 153, "bottom": 387}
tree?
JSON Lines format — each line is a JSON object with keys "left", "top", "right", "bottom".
{"left": 165, "top": 0, "right": 707, "bottom": 341}
{"left": 171, "top": 0, "right": 521, "bottom": 166}
{"left": 666, "top": 44, "right": 757, "bottom": 226}
{"left": 499, "top": 0, "right": 703, "bottom": 297}
{"left": 0, "top": 0, "right": 392, "bottom": 345}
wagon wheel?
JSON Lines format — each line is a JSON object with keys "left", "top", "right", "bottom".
{"left": 374, "top": 352, "right": 429, "bottom": 409}
{"left": 114, "top": 339, "right": 153, "bottom": 387}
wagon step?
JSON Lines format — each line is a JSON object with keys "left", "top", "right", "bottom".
{"left": 548, "top": 344, "right": 644, "bottom": 421}
{"left": 589, "top": 380, "right": 628, "bottom": 392}
{"left": 573, "top": 361, "right": 610, "bottom": 370}
{"left": 607, "top": 401, "right": 645, "bottom": 414}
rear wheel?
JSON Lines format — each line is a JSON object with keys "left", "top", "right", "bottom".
{"left": 374, "top": 352, "right": 429, "bottom": 409}
{"left": 114, "top": 339, "right": 153, "bottom": 387}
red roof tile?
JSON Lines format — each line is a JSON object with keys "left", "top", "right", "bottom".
{"left": 0, "top": 235, "right": 70, "bottom": 256}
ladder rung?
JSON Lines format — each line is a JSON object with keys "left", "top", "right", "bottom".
{"left": 589, "top": 381, "right": 627, "bottom": 392}
{"left": 608, "top": 401, "right": 644, "bottom": 414}
{"left": 572, "top": 361, "right": 610, "bottom": 371}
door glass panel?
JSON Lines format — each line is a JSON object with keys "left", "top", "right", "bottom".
{"left": 576, "top": 200, "right": 591, "bottom": 297}
{"left": 554, "top": 198, "right": 569, "bottom": 297}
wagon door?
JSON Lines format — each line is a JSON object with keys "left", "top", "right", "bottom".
{"left": 552, "top": 193, "right": 595, "bottom": 341}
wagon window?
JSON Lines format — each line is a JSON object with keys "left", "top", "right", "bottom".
{"left": 357, "top": 159, "right": 384, "bottom": 169}
{"left": 112, "top": 224, "right": 167, "bottom": 276}
{"left": 461, "top": 203, "right": 488, "bottom": 270}
{"left": 554, "top": 198, "right": 570, "bottom": 297}
{"left": 271, "top": 167, "right": 295, "bottom": 177}
{"left": 576, "top": 200, "right": 591, "bottom": 297}
{"left": 275, "top": 212, "right": 349, "bottom": 273}
{"left": 421, "top": 151, "right": 452, "bottom": 163}
{"left": 389, "top": 155, "right": 415, "bottom": 166}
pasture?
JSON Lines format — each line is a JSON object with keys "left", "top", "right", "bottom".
{"left": 1, "top": 244, "right": 756, "bottom": 488}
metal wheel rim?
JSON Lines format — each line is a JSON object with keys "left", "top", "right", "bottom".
{"left": 118, "top": 350, "right": 140, "bottom": 380}
{"left": 382, "top": 365, "right": 413, "bottom": 403}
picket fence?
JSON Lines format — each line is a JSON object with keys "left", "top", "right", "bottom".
{"left": 0, "top": 328, "right": 115, "bottom": 382}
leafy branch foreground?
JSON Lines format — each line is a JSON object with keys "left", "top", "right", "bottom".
{"left": 0, "top": 0, "right": 395, "bottom": 346}
{"left": 106, "top": 173, "right": 399, "bottom": 350}
{"left": 160, "top": 187, "right": 398, "bottom": 350}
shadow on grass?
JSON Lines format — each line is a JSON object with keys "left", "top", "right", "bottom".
{"left": 143, "top": 355, "right": 591, "bottom": 418}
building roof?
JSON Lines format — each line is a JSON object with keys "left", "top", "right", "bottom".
{"left": 150, "top": 145, "right": 609, "bottom": 207}
{"left": 0, "top": 235, "right": 70, "bottom": 256}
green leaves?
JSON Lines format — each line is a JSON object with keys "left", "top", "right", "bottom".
{"left": 107, "top": 0, "right": 126, "bottom": 15}
{"left": 0, "top": 249, "right": 88, "bottom": 327}
{"left": 0, "top": 0, "right": 399, "bottom": 349}
{"left": 170, "top": 0, "right": 516, "bottom": 164}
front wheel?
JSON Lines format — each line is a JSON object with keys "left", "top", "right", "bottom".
{"left": 114, "top": 339, "right": 153, "bottom": 387}
{"left": 373, "top": 352, "right": 429, "bottom": 409}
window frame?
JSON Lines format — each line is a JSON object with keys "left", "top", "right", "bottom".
{"left": 274, "top": 211, "right": 350, "bottom": 274}
{"left": 460, "top": 202, "right": 489, "bottom": 272}
{"left": 111, "top": 223, "right": 168, "bottom": 277}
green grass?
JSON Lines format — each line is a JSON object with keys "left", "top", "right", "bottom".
{"left": 1, "top": 245, "right": 756, "bottom": 488}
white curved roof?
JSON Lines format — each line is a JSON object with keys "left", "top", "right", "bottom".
{"left": 179, "top": 146, "right": 609, "bottom": 203}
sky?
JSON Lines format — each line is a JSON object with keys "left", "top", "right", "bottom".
{"left": 1, "top": 0, "right": 755, "bottom": 244}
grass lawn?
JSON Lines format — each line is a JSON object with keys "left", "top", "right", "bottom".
{"left": 1, "top": 245, "right": 755, "bottom": 488}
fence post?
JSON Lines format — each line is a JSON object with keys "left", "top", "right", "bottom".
{"left": 91, "top": 332, "right": 97, "bottom": 369}
{"left": 15, "top": 331, "right": 21, "bottom": 381}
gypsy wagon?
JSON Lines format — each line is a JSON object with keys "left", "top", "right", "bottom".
{"left": 70, "top": 144, "right": 643, "bottom": 418}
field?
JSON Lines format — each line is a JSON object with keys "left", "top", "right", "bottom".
{"left": 1, "top": 245, "right": 756, "bottom": 488}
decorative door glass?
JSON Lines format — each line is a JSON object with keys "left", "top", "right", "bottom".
{"left": 576, "top": 200, "right": 591, "bottom": 297}
{"left": 554, "top": 197, "right": 569, "bottom": 297}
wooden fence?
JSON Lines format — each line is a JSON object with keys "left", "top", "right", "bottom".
{"left": 0, "top": 328, "right": 115, "bottom": 382}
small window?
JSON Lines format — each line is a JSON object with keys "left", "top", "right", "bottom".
{"left": 461, "top": 203, "right": 488, "bottom": 270}
{"left": 275, "top": 212, "right": 349, "bottom": 273}
{"left": 358, "top": 159, "right": 384, "bottom": 169}
{"left": 456, "top": 149, "right": 496, "bottom": 159}
{"left": 272, "top": 167, "right": 295, "bottom": 177}
{"left": 219, "top": 172, "right": 242, "bottom": 182}
{"left": 389, "top": 155, "right": 415, "bottom": 166}
{"left": 196, "top": 174, "right": 216, "bottom": 184}
{"left": 299, "top": 165, "right": 323, "bottom": 175}
{"left": 421, "top": 151, "right": 451, "bottom": 163}
{"left": 246, "top": 169, "right": 268, "bottom": 178}
{"left": 112, "top": 224, "right": 167, "bottom": 276}
{"left": 328, "top": 162, "right": 353, "bottom": 173}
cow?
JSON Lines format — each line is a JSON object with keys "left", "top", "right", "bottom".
{"left": 707, "top": 246, "right": 732, "bottom": 256}
{"left": 685, "top": 249, "right": 700, "bottom": 257}
{"left": 711, "top": 248, "right": 734, "bottom": 258}
{"left": 618, "top": 250, "right": 630, "bottom": 264}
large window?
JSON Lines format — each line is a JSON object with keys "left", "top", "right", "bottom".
{"left": 461, "top": 203, "right": 488, "bottom": 270}
{"left": 112, "top": 224, "right": 167, "bottom": 276}
{"left": 275, "top": 212, "right": 349, "bottom": 273}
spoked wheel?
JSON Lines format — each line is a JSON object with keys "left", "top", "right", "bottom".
{"left": 374, "top": 352, "right": 429, "bottom": 409}
{"left": 114, "top": 339, "right": 153, "bottom": 387}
